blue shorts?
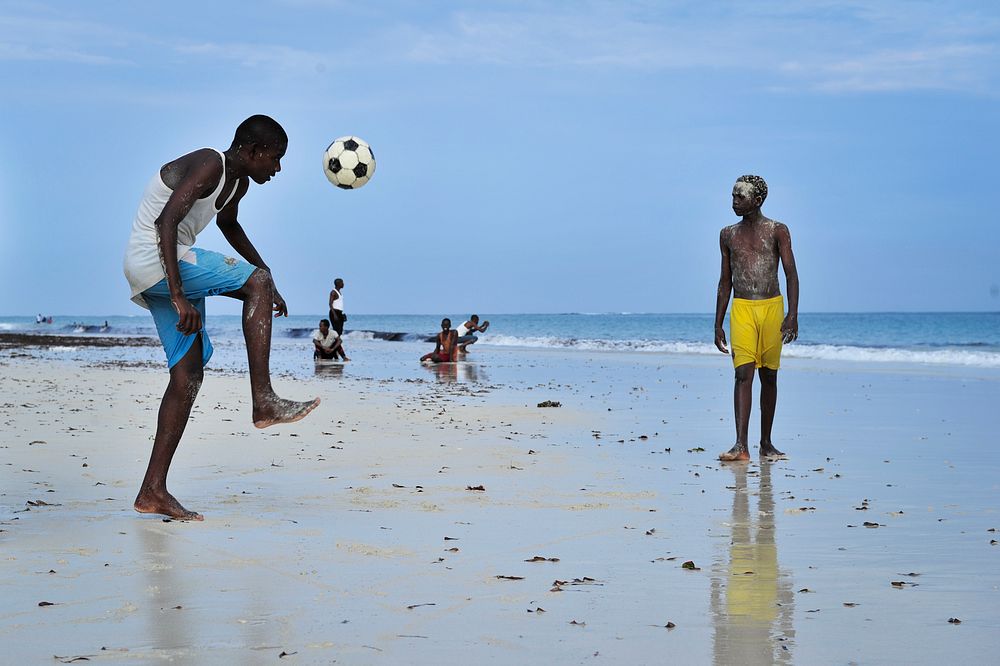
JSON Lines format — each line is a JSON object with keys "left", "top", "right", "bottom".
{"left": 142, "top": 248, "right": 257, "bottom": 369}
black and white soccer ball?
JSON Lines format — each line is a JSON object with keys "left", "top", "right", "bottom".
{"left": 323, "top": 136, "right": 375, "bottom": 189}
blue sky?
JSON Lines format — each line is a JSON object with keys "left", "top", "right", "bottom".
{"left": 1, "top": 0, "right": 998, "bottom": 315}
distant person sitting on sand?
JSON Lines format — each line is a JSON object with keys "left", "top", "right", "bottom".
{"left": 421, "top": 318, "right": 458, "bottom": 363}
{"left": 714, "top": 174, "right": 799, "bottom": 463}
{"left": 313, "top": 318, "right": 347, "bottom": 361}
{"left": 455, "top": 314, "right": 489, "bottom": 354}
{"left": 123, "top": 114, "right": 320, "bottom": 521}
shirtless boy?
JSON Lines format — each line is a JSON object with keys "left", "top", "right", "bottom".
{"left": 421, "top": 318, "right": 459, "bottom": 363}
{"left": 714, "top": 175, "right": 799, "bottom": 462}
{"left": 124, "top": 115, "right": 319, "bottom": 520}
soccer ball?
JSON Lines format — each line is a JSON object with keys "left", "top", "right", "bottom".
{"left": 323, "top": 136, "right": 375, "bottom": 189}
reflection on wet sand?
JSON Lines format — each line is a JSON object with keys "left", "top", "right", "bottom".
{"left": 139, "top": 523, "right": 193, "bottom": 653}
{"left": 314, "top": 361, "right": 345, "bottom": 377}
{"left": 423, "top": 362, "right": 483, "bottom": 383}
{"left": 712, "top": 463, "right": 795, "bottom": 665}
{"left": 139, "top": 523, "right": 278, "bottom": 657}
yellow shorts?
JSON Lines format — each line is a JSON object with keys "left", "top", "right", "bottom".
{"left": 730, "top": 295, "right": 784, "bottom": 370}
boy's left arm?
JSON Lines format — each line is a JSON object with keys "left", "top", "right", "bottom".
{"left": 217, "top": 180, "right": 288, "bottom": 317}
{"left": 777, "top": 224, "right": 799, "bottom": 342}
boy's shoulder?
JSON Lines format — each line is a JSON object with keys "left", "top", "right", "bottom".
{"left": 765, "top": 217, "right": 790, "bottom": 235}
{"left": 168, "top": 147, "right": 222, "bottom": 169}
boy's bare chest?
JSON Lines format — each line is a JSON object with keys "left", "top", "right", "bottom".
{"left": 728, "top": 229, "right": 777, "bottom": 264}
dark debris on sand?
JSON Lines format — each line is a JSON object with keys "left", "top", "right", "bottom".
{"left": 0, "top": 332, "right": 158, "bottom": 349}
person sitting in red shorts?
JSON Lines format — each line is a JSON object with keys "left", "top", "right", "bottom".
{"left": 421, "top": 318, "right": 458, "bottom": 363}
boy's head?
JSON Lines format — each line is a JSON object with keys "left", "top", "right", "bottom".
{"left": 232, "top": 115, "right": 287, "bottom": 185}
{"left": 469, "top": 315, "right": 479, "bottom": 324}
{"left": 319, "top": 319, "right": 330, "bottom": 334}
{"left": 441, "top": 318, "right": 451, "bottom": 330}
{"left": 734, "top": 174, "right": 767, "bottom": 203}
{"left": 233, "top": 115, "right": 287, "bottom": 150}
{"left": 335, "top": 278, "right": 344, "bottom": 289}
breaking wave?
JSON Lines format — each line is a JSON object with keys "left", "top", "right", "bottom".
{"left": 483, "top": 335, "right": 1000, "bottom": 368}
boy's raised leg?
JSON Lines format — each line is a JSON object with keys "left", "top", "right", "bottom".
{"left": 227, "top": 269, "right": 319, "bottom": 428}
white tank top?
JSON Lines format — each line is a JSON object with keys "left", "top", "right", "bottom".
{"left": 123, "top": 149, "right": 238, "bottom": 308}
{"left": 456, "top": 322, "right": 470, "bottom": 336}
{"left": 331, "top": 289, "right": 343, "bottom": 311}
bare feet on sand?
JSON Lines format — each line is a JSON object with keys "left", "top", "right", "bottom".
{"left": 253, "top": 396, "right": 320, "bottom": 429}
{"left": 718, "top": 444, "right": 751, "bottom": 462}
{"left": 760, "top": 443, "right": 787, "bottom": 461}
{"left": 134, "top": 489, "right": 204, "bottom": 521}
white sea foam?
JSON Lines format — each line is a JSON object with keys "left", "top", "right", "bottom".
{"left": 486, "top": 334, "right": 718, "bottom": 355}
{"left": 484, "top": 335, "right": 1000, "bottom": 368}
{"left": 783, "top": 344, "right": 1000, "bottom": 368}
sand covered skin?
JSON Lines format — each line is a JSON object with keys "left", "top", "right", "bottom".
{"left": 2, "top": 344, "right": 999, "bottom": 663}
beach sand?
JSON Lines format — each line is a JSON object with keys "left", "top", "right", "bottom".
{"left": 2, "top": 343, "right": 999, "bottom": 664}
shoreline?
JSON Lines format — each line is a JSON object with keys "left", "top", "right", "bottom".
{"left": 2, "top": 346, "right": 999, "bottom": 663}
{"left": 0, "top": 331, "right": 158, "bottom": 349}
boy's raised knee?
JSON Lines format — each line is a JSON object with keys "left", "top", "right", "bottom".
{"left": 247, "top": 268, "right": 273, "bottom": 293}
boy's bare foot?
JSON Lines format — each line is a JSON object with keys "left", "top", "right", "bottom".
{"left": 134, "top": 489, "right": 204, "bottom": 521}
{"left": 253, "top": 396, "right": 320, "bottom": 429}
{"left": 719, "top": 444, "right": 751, "bottom": 462}
{"left": 760, "top": 443, "right": 787, "bottom": 461}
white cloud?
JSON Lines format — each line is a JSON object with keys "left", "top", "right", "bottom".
{"left": 0, "top": 41, "right": 120, "bottom": 65}
{"left": 1, "top": 1, "right": 996, "bottom": 96}
{"left": 392, "top": 1, "right": 1000, "bottom": 95}
{"left": 797, "top": 44, "right": 998, "bottom": 94}
{"left": 175, "top": 42, "right": 324, "bottom": 72}
{"left": 0, "top": 10, "right": 135, "bottom": 65}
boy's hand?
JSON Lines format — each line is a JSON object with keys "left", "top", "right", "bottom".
{"left": 781, "top": 314, "right": 798, "bottom": 343}
{"left": 272, "top": 288, "right": 288, "bottom": 318}
{"left": 714, "top": 326, "right": 729, "bottom": 354}
{"left": 172, "top": 295, "right": 202, "bottom": 335}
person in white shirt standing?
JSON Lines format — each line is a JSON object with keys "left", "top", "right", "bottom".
{"left": 328, "top": 277, "right": 349, "bottom": 359}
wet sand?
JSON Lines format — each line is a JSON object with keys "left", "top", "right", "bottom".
{"left": 1, "top": 345, "right": 998, "bottom": 664}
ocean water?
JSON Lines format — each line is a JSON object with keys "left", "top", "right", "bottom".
{"left": 2, "top": 312, "right": 999, "bottom": 370}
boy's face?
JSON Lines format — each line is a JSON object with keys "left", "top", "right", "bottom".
{"left": 732, "top": 182, "right": 758, "bottom": 216}
{"left": 249, "top": 142, "right": 287, "bottom": 184}
{"left": 319, "top": 321, "right": 329, "bottom": 335}
{"left": 441, "top": 319, "right": 451, "bottom": 330}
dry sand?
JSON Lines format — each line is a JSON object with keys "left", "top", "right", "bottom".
{"left": 2, "top": 349, "right": 999, "bottom": 664}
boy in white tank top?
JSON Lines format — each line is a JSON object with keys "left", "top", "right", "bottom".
{"left": 124, "top": 115, "right": 319, "bottom": 521}
{"left": 455, "top": 314, "right": 490, "bottom": 354}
